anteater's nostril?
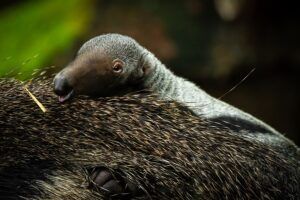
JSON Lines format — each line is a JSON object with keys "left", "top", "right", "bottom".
{"left": 53, "top": 76, "right": 72, "bottom": 96}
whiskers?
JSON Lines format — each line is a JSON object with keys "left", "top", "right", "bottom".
{"left": 218, "top": 68, "right": 256, "bottom": 100}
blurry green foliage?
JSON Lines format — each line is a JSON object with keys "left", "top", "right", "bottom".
{"left": 0, "top": 0, "right": 94, "bottom": 79}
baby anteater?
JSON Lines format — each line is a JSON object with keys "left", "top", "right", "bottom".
{"left": 53, "top": 33, "right": 281, "bottom": 139}
{"left": 0, "top": 79, "right": 299, "bottom": 199}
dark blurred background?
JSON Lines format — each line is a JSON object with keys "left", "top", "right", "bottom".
{"left": 0, "top": 0, "right": 299, "bottom": 144}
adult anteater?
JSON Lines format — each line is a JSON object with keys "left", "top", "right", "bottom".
{"left": 0, "top": 79, "right": 299, "bottom": 199}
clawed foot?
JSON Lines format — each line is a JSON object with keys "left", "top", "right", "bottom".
{"left": 89, "top": 167, "right": 141, "bottom": 199}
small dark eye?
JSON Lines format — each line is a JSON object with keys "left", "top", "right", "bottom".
{"left": 112, "top": 61, "right": 123, "bottom": 73}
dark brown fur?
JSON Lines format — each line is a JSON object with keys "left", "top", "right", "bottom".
{"left": 59, "top": 51, "right": 128, "bottom": 97}
{"left": 0, "top": 79, "right": 299, "bottom": 199}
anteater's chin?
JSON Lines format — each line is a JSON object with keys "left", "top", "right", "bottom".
{"left": 58, "top": 90, "right": 74, "bottom": 103}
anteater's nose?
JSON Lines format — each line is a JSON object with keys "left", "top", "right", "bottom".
{"left": 53, "top": 75, "right": 72, "bottom": 96}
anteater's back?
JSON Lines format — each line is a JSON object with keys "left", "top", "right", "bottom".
{"left": 0, "top": 79, "right": 299, "bottom": 199}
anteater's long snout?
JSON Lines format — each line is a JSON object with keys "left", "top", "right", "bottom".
{"left": 53, "top": 73, "right": 74, "bottom": 103}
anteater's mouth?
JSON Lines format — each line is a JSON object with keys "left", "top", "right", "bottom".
{"left": 58, "top": 90, "right": 74, "bottom": 103}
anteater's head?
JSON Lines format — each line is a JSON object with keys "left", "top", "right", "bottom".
{"left": 53, "top": 34, "right": 151, "bottom": 102}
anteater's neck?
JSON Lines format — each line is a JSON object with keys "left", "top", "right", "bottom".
{"left": 140, "top": 49, "right": 282, "bottom": 137}
{"left": 142, "top": 50, "right": 180, "bottom": 99}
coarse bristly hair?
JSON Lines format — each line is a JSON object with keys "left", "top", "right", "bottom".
{"left": 73, "top": 34, "right": 283, "bottom": 140}
{"left": 0, "top": 78, "right": 299, "bottom": 200}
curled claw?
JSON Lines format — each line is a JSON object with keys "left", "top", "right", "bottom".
{"left": 89, "top": 167, "right": 141, "bottom": 199}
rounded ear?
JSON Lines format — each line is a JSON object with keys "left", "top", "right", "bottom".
{"left": 136, "top": 52, "right": 152, "bottom": 79}
{"left": 129, "top": 51, "right": 154, "bottom": 85}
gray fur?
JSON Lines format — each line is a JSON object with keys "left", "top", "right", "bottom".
{"left": 78, "top": 34, "right": 141, "bottom": 76}
{"left": 77, "top": 34, "right": 292, "bottom": 147}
